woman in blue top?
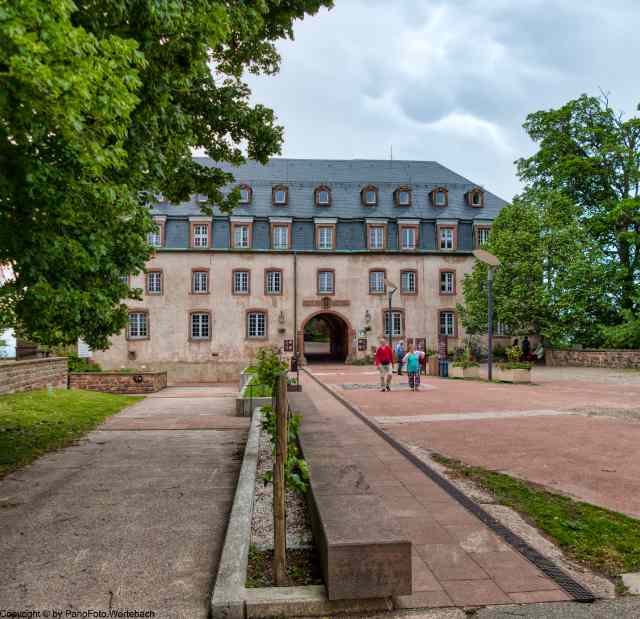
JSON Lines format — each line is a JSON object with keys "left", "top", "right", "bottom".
{"left": 402, "top": 344, "right": 423, "bottom": 391}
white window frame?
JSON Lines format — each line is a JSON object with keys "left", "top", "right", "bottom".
{"left": 440, "top": 227, "right": 454, "bottom": 250}
{"left": 401, "top": 270, "right": 416, "bottom": 293}
{"left": 191, "top": 312, "right": 210, "bottom": 340}
{"left": 440, "top": 271, "right": 455, "bottom": 294}
{"left": 247, "top": 311, "right": 266, "bottom": 338}
{"left": 318, "top": 226, "right": 333, "bottom": 250}
{"left": 435, "top": 190, "right": 446, "bottom": 206}
{"left": 233, "top": 270, "right": 250, "bottom": 294}
{"left": 365, "top": 190, "right": 377, "bottom": 205}
{"left": 318, "top": 270, "right": 335, "bottom": 294}
{"left": 274, "top": 189, "right": 287, "bottom": 205}
{"left": 192, "top": 224, "right": 209, "bottom": 248}
{"left": 401, "top": 227, "right": 417, "bottom": 250}
{"left": 147, "top": 225, "right": 162, "bottom": 248}
{"left": 440, "top": 311, "right": 455, "bottom": 336}
{"left": 265, "top": 270, "right": 282, "bottom": 295}
{"left": 472, "top": 192, "right": 482, "bottom": 206}
{"left": 239, "top": 187, "right": 251, "bottom": 204}
{"left": 369, "top": 270, "right": 385, "bottom": 294}
{"left": 369, "top": 226, "right": 385, "bottom": 250}
{"left": 234, "top": 225, "right": 250, "bottom": 249}
{"left": 272, "top": 225, "right": 289, "bottom": 249}
{"left": 146, "top": 271, "right": 162, "bottom": 294}
{"left": 496, "top": 321, "right": 510, "bottom": 336}
{"left": 192, "top": 270, "right": 209, "bottom": 294}
{"left": 397, "top": 190, "right": 411, "bottom": 206}
{"left": 128, "top": 312, "right": 148, "bottom": 339}
{"left": 478, "top": 227, "right": 490, "bottom": 246}
{"left": 384, "top": 311, "right": 403, "bottom": 337}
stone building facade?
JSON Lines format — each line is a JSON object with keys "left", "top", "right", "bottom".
{"left": 93, "top": 158, "right": 508, "bottom": 382}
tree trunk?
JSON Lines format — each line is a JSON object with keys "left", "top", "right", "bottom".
{"left": 273, "top": 372, "right": 288, "bottom": 585}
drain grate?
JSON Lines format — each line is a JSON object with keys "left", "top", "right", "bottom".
{"left": 306, "top": 370, "right": 596, "bottom": 603}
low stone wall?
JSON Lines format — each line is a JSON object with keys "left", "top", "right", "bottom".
{"left": 69, "top": 371, "right": 167, "bottom": 394}
{"left": 546, "top": 348, "right": 640, "bottom": 369}
{"left": 0, "top": 357, "right": 68, "bottom": 395}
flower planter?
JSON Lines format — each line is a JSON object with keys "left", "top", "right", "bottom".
{"left": 494, "top": 366, "right": 532, "bottom": 384}
{"left": 449, "top": 365, "right": 480, "bottom": 379}
{"left": 287, "top": 383, "right": 302, "bottom": 392}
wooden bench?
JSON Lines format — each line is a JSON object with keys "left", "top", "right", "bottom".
{"left": 290, "top": 392, "right": 412, "bottom": 601}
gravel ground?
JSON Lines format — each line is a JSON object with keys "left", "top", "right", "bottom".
{"left": 251, "top": 428, "right": 313, "bottom": 550}
{"left": 570, "top": 406, "right": 640, "bottom": 423}
{"left": 407, "top": 445, "right": 616, "bottom": 600}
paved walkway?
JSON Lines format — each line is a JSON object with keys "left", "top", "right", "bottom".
{"left": 0, "top": 385, "right": 248, "bottom": 618}
{"left": 312, "top": 364, "right": 640, "bottom": 518}
{"left": 300, "top": 370, "right": 573, "bottom": 609}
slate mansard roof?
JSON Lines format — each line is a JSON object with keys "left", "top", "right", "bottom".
{"left": 152, "top": 157, "right": 508, "bottom": 221}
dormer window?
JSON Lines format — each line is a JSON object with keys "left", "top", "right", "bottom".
{"left": 361, "top": 185, "right": 378, "bottom": 206}
{"left": 394, "top": 187, "right": 412, "bottom": 207}
{"left": 467, "top": 188, "right": 484, "bottom": 208}
{"left": 239, "top": 184, "right": 252, "bottom": 205}
{"left": 272, "top": 185, "right": 288, "bottom": 206}
{"left": 430, "top": 187, "right": 448, "bottom": 207}
{"left": 314, "top": 185, "right": 331, "bottom": 207}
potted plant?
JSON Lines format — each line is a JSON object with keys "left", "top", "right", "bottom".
{"left": 494, "top": 345, "right": 532, "bottom": 383}
{"left": 449, "top": 349, "right": 480, "bottom": 379}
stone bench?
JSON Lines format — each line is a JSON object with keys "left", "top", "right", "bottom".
{"left": 289, "top": 392, "right": 412, "bottom": 601}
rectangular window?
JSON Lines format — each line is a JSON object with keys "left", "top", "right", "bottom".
{"left": 440, "top": 311, "right": 456, "bottom": 336}
{"left": 273, "top": 188, "right": 287, "bottom": 205}
{"left": 272, "top": 225, "right": 289, "bottom": 249}
{"left": 496, "top": 321, "right": 510, "bottom": 336}
{"left": 435, "top": 190, "right": 446, "bottom": 206}
{"left": 239, "top": 186, "right": 251, "bottom": 204}
{"left": 192, "top": 224, "right": 209, "bottom": 248}
{"left": 317, "top": 226, "right": 334, "bottom": 250}
{"left": 368, "top": 226, "right": 385, "bottom": 250}
{"left": 247, "top": 311, "right": 267, "bottom": 338}
{"left": 119, "top": 274, "right": 130, "bottom": 286}
{"left": 369, "top": 270, "right": 385, "bottom": 294}
{"left": 146, "top": 271, "right": 162, "bottom": 294}
{"left": 384, "top": 311, "right": 403, "bottom": 337}
{"left": 439, "top": 227, "right": 454, "bottom": 250}
{"left": 318, "top": 270, "right": 335, "bottom": 294}
{"left": 400, "top": 270, "right": 416, "bottom": 294}
{"left": 397, "top": 190, "right": 411, "bottom": 206}
{"left": 440, "top": 271, "right": 455, "bottom": 294}
{"left": 147, "top": 225, "right": 162, "bottom": 248}
{"left": 192, "top": 270, "right": 209, "bottom": 294}
{"left": 127, "top": 312, "right": 148, "bottom": 339}
{"left": 477, "top": 227, "right": 490, "bottom": 247}
{"left": 365, "top": 190, "right": 377, "bottom": 205}
{"left": 265, "top": 270, "right": 282, "bottom": 295}
{"left": 317, "top": 189, "right": 330, "bottom": 205}
{"left": 401, "top": 227, "right": 417, "bottom": 250}
{"left": 233, "top": 270, "right": 250, "bottom": 294}
{"left": 233, "top": 225, "right": 250, "bottom": 248}
{"left": 191, "top": 312, "right": 210, "bottom": 340}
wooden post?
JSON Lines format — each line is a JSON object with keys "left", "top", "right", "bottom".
{"left": 273, "top": 372, "right": 288, "bottom": 585}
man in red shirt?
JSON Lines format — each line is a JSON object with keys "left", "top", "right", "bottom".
{"left": 375, "top": 337, "right": 394, "bottom": 392}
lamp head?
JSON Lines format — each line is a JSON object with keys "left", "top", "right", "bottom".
{"left": 473, "top": 249, "right": 500, "bottom": 267}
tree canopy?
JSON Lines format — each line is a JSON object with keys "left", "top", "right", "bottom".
{"left": 459, "top": 189, "right": 614, "bottom": 347}
{"left": 0, "top": 0, "right": 332, "bottom": 349}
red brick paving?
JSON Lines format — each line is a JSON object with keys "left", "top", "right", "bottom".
{"left": 300, "top": 373, "right": 571, "bottom": 608}
{"left": 309, "top": 365, "right": 640, "bottom": 519}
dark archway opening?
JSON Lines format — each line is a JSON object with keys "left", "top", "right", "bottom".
{"left": 303, "top": 313, "right": 348, "bottom": 362}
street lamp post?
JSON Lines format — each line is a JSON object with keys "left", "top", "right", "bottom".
{"left": 472, "top": 250, "right": 500, "bottom": 381}
{"left": 384, "top": 278, "right": 398, "bottom": 343}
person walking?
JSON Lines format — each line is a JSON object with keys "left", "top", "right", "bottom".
{"left": 395, "top": 340, "right": 405, "bottom": 375}
{"left": 403, "top": 344, "right": 423, "bottom": 391}
{"left": 375, "top": 337, "right": 393, "bottom": 392}
{"left": 521, "top": 335, "right": 531, "bottom": 360}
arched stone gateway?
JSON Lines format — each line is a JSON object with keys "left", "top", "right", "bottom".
{"left": 298, "top": 310, "right": 355, "bottom": 363}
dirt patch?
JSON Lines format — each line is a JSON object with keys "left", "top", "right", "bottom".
{"left": 246, "top": 546, "right": 323, "bottom": 588}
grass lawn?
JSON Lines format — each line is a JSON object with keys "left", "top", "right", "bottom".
{"left": 0, "top": 389, "right": 141, "bottom": 478}
{"left": 432, "top": 453, "right": 640, "bottom": 580}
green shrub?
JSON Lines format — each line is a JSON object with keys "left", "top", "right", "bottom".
{"left": 68, "top": 354, "right": 101, "bottom": 373}
{"left": 499, "top": 361, "right": 532, "bottom": 370}
{"left": 506, "top": 345, "right": 522, "bottom": 363}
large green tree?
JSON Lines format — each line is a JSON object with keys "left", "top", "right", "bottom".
{"left": 459, "top": 190, "right": 614, "bottom": 347}
{"left": 0, "top": 0, "right": 331, "bottom": 349}
{"left": 517, "top": 94, "right": 640, "bottom": 317}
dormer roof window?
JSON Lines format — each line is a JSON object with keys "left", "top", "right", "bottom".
{"left": 394, "top": 187, "right": 412, "bottom": 207}
{"left": 361, "top": 185, "right": 378, "bottom": 206}
{"left": 314, "top": 185, "right": 331, "bottom": 207}
{"left": 430, "top": 187, "right": 449, "bottom": 207}
{"left": 272, "top": 185, "right": 288, "bottom": 206}
{"left": 238, "top": 184, "right": 252, "bottom": 205}
{"left": 467, "top": 188, "right": 484, "bottom": 208}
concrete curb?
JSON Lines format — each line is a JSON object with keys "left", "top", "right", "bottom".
{"left": 211, "top": 404, "right": 396, "bottom": 618}
{"left": 211, "top": 406, "right": 263, "bottom": 619}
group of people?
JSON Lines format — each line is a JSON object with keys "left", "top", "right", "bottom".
{"left": 513, "top": 336, "right": 545, "bottom": 361}
{"left": 374, "top": 338, "right": 425, "bottom": 392}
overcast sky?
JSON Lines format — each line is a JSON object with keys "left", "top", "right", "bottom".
{"left": 246, "top": 0, "right": 640, "bottom": 201}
